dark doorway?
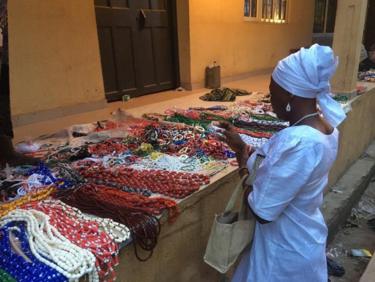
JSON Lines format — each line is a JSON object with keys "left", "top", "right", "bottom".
{"left": 94, "top": 0, "right": 179, "bottom": 102}
{"left": 364, "top": 0, "right": 375, "bottom": 49}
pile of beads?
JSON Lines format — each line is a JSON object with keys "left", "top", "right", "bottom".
{"left": 0, "top": 222, "right": 68, "bottom": 282}
{"left": 78, "top": 163, "right": 210, "bottom": 199}
{"left": 53, "top": 200, "right": 131, "bottom": 244}
{"left": 59, "top": 185, "right": 161, "bottom": 261}
{"left": 22, "top": 200, "right": 119, "bottom": 281}
{"left": 239, "top": 134, "right": 269, "bottom": 149}
{"left": 88, "top": 139, "right": 130, "bottom": 157}
{"left": 63, "top": 183, "right": 178, "bottom": 216}
{"left": 0, "top": 186, "right": 55, "bottom": 218}
{"left": 27, "top": 163, "right": 72, "bottom": 189}
{"left": 0, "top": 209, "right": 98, "bottom": 281}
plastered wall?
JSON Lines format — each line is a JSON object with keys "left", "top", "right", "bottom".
{"left": 8, "top": 0, "right": 105, "bottom": 117}
{"left": 187, "top": 0, "right": 315, "bottom": 88}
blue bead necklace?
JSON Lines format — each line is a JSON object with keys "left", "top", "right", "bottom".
{"left": 0, "top": 222, "right": 68, "bottom": 282}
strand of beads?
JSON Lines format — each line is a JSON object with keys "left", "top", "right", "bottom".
{"left": 78, "top": 163, "right": 210, "bottom": 199}
{"left": 62, "top": 183, "right": 178, "bottom": 217}
{"left": 88, "top": 138, "right": 130, "bottom": 157}
{"left": 0, "top": 223, "right": 68, "bottom": 282}
{"left": 44, "top": 199, "right": 131, "bottom": 244}
{"left": 59, "top": 185, "right": 161, "bottom": 261}
{"left": 0, "top": 209, "right": 98, "bottom": 282}
{"left": 22, "top": 200, "right": 119, "bottom": 281}
{"left": 0, "top": 186, "right": 55, "bottom": 218}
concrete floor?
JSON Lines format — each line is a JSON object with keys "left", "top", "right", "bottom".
{"left": 328, "top": 178, "right": 375, "bottom": 282}
{"left": 13, "top": 74, "right": 271, "bottom": 143}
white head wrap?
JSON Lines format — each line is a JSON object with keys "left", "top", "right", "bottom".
{"left": 272, "top": 44, "right": 346, "bottom": 128}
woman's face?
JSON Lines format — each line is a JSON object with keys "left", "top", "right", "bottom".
{"left": 269, "top": 78, "right": 290, "bottom": 120}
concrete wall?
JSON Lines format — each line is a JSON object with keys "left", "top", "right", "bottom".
{"left": 329, "top": 86, "right": 375, "bottom": 187}
{"left": 116, "top": 170, "right": 240, "bottom": 282}
{"left": 187, "top": 0, "right": 315, "bottom": 88}
{"left": 8, "top": 0, "right": 105, "bottom": 121}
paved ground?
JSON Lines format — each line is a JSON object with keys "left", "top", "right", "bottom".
{"left": 328, "top": 177, "right": 375, "bottom": 282}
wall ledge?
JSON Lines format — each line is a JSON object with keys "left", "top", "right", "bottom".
{"left": 12, "top": 99, "right": 107, "bottom": 127}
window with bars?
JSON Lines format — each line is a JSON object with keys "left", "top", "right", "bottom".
{"left": 244, "top": 0, "right": 288, "bottom": 23}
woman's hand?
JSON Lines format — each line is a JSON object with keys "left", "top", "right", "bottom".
{"left": 213, "top": 121, "right": 247, "bottom": 154}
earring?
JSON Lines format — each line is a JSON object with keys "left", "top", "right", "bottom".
{"left": 286, "top": 103, "right": 291, "bottom": 112}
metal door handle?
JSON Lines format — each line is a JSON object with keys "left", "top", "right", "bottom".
{"left": 138, "top": 9, "right": 147, "bottom": 27}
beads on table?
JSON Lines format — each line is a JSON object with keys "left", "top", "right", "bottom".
{"left": 0, "top": 186, "right": 55, "bottom": 218}
{"left": 0, "top": 222, "right": 68, "bottom": 282}
{"left": 59, "top": 185, "right": 162, "bottom": 261}
{"left": 88, "top": 139, "right": 129, "bottom": 157}
{"left": 79, "top": 164, "right": 210, "bottom": 199}
{"left": 22, "top": 200, "right": 120, "bottom": 281}
{"left": 0, "top": 209, "right": 98, "bottom": 282}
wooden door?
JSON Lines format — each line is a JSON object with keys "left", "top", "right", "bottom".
{"left": 95, "top": 0, "right": 178, "bottom": 101}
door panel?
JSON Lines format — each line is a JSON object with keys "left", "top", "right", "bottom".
{"left": 150, "top": 0, "right": 166, "bottom": 10}
{"left": 130, "top": 0, "right": 150, "bottom": 10}
{"left": 97, "top": 27, "right": 117, "bottom": 95}
{"left": 153, "top": 28, "right": 173, "bottom": 85}
{"left": 113, "top": 27, "right": 137, "bottom": 92}
{"left": 95, "top": 0, "right": 177, "bottom": 101}
{"left": 137, "top": 28, "right": 157, "bottom": 88}
{"left": 110, "top": 0, "right": 129, "bottom": 8}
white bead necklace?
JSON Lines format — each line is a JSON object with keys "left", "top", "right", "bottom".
{"left": 0, "top": 209, "right": 99, "bottom": 282}
{"left": 291, "top": 112, "right": 319, "bottom": 127}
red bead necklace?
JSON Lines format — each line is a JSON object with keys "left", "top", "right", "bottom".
{"left": 78, "top": 164, "right": 210, "bottom": 199}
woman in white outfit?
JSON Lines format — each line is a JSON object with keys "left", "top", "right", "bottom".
{"left": 216, "top": 44, "right": 347, "bottom": 282}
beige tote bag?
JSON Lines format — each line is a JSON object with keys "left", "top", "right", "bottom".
{"left": 204, "top": 155, "right": 263, "bottom": 274}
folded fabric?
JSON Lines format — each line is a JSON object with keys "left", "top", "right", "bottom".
{"left": 200, "top": 88, "right": 251, "bottom": 102}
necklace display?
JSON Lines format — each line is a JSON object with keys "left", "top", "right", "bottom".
{"left": 0, "top": 209, "right": 98, "bottom": 281}
{"left": 59, "top": 184, "right": 162, "bottom": 262}
{"left": 77, "top": 162, "right": 210, "bottom": 199}
{"left": 0, "top": 97, "right": 289, "bottom": 279}
{"left": 0, "top": 223, "right": 68, "bottom": 282}
{"left": 22, "top": 200, "right": 119, "bottom": 282}
{"left": 44, "top": 200, "right": 131, "bottom": 244}
{"left": 0, "top": 186, "right": 55, "bottom": 218}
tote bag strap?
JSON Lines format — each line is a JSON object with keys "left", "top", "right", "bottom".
{"left": 224, "top": 155, "right": 265, "bottom": 214}
{"left": 224, "top": 174, "right": 248, "bottom": 213}
{"left": 245, "top": 154, "right": 264, "bottom": 187}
